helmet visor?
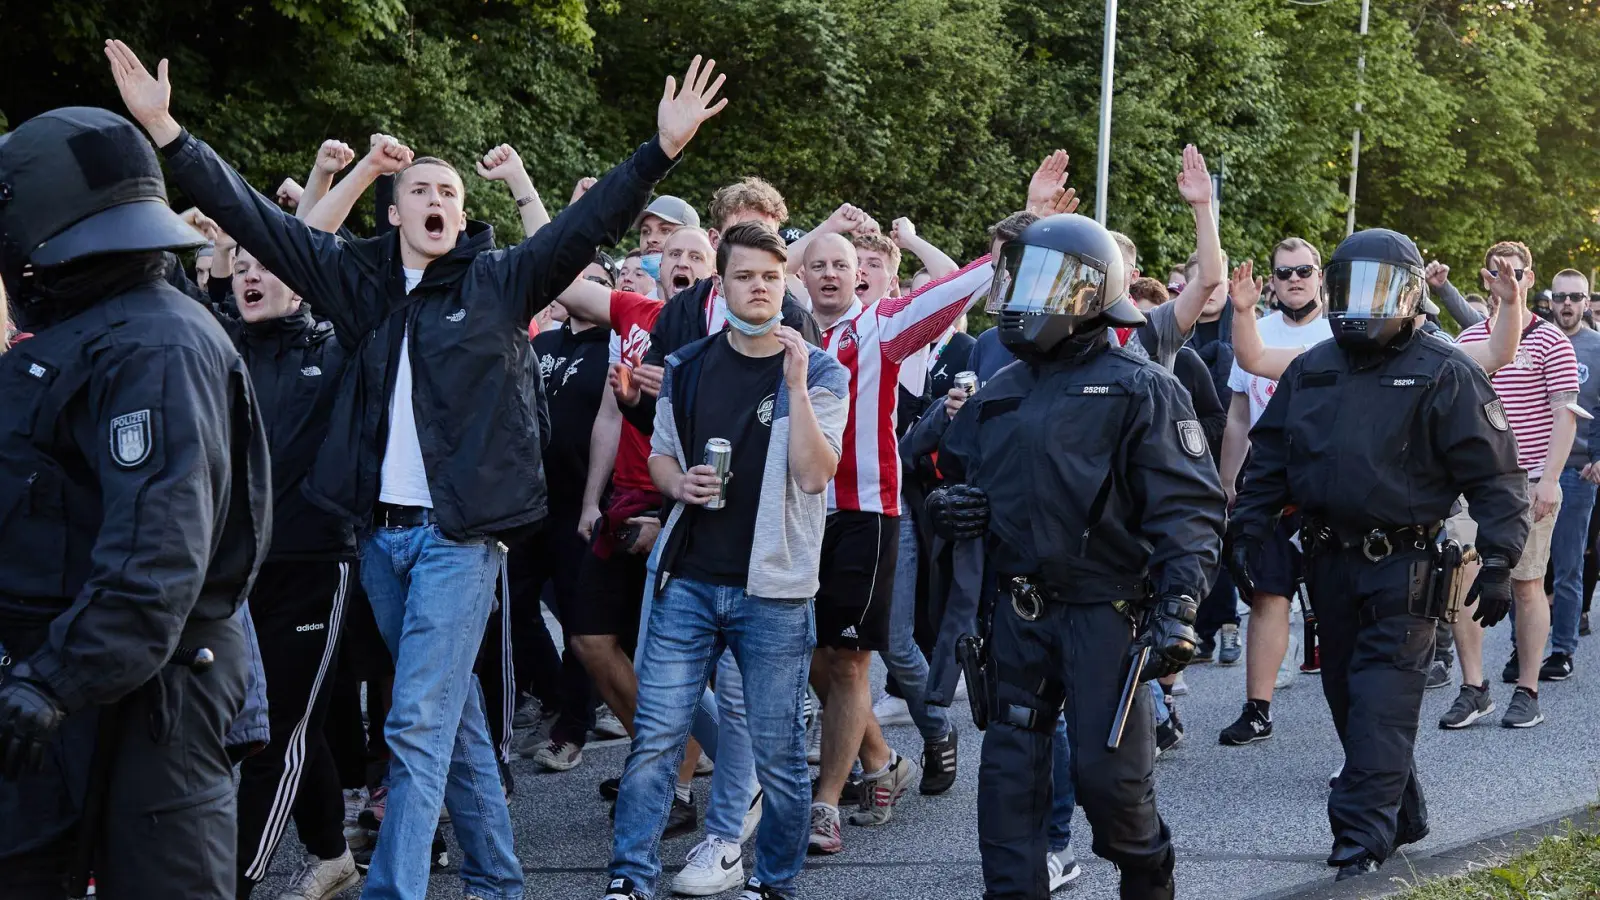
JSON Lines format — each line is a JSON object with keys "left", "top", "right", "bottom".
{"left": 1325, "top": 260, "right": 1426, "bottom": 319}
{"left": 987, "top": 244, "right": 1106, "bottom": 316}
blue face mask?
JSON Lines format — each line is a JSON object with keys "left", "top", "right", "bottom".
{"left": 640, "top": 253, "right": 662, "bottom": 281}
{"left": 725, "top": 309, "right": 780, "bottom": 336}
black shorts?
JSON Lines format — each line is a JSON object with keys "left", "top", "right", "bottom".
{"left": 1250, "top": 512, "right": 1304, "bottom": 601}
{"left": 565, "top": 545, "right": 648, "bottom": 652}
{"left": 816, "top": 510, "right": 899, "bottom": 651}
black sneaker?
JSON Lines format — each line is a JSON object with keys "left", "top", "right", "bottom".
{"left": 1539, "top": 652, "right": 1574, "bottom": 682}
{"left": 1424, "top": 660, "right": 1451, "bottom": 691}
{"left": 664, "top": 795, "right": 698, "bottom": 839}
{"left": 1192, "top": 635, "right": 1217, "bottom": 663}
{"left": 811, "top": 775, "right": 865, "bottom": 807}
{"left": 736, "top": 877, "right": 793, "bottom": 900}
{"left": 920, "top": 731, "right": 958, "bottom": 795}
{"left": 432, "top": 828, "right": 449, "bottom": 870}
{"left": 602, "top": 876, "right": 647, "bottom": 900}
{"left": 1218, "top": 701, "right": 1272, "bottom": 745}
{"left": 1155, "top": 715, "right": 1184, "bottom": 757}
{"left": 1335, "top": 857, "right": 1380, "bottom": 881}
{"left": 599, "top": 776, "right": 620, "bottom": 802}
{"left": 1438, "top": 682, "right": 1494, "bottom": 729}
{"left": 1582, "top": 611, "right": 1592, "bottom": 636}
{"left": 1501, "top": 686, "right": 1544, "bottom": 728}
{"left": 1501, "top": 651, "right": 1519, "bottom": 684}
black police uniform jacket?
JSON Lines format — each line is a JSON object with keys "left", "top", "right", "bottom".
{"left": 936, "top": 339, "right": 1226, "bottom": 603}
{"left": 1232, "top": 330, "right": 1529, "bottom": 560}
{"left": 163, "top": 129, "right": 676, "bottom": 539}
{"left": 0, "top": 278, "right": 271, "bottom": 713}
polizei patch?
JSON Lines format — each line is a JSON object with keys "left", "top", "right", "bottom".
{"left": 1176, "top": 419, "right": 1206, "bottom": 458}
{"left": 109, "top": 410, "right": 153, "bottom": 467}
{"left": 1484, "top": 399, "right": 1509, "bottom": 432}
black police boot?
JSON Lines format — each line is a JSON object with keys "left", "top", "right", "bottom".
{"left": 1336, "top": 857, "right": 1380, "bottom": 881}
{"left": 1329, "top": 838, "right": 1379, "bottom": 881}
{"left": 1117, "top": 868, "right": 1175, "bottom": 900}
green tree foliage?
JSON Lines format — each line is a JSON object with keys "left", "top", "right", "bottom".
{"left": 3, "top": 0, "right": 1599, "bottom": 286}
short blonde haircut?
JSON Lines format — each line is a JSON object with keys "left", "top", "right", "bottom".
{"left": 851, "top": 231, "right": 901, "bottom": 273}
{"left": 1270, "top": 237, "right": 1321, "bottom": 270}
{"left": 1483, "top": 240, "right": 1532, "bottom": 271}
{"left": 708, "top": 178, "right": 789, "bottom": 232}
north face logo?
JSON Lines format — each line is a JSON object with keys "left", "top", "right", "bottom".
{"left": 445, "top": 309, "right": 466, "bottom": 323}
{"left": 301, "top": 365, "right": 322, "bottom": 377}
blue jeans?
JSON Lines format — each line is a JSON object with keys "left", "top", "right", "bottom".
{"left": 882, "top": 510, "right": 952, "bottom": 742}
{"left": 1048, "top": 715, "right": 1074, "bottom": 853}
{"left": 1551, "top": 468, "right": 1597, "bottom": 656}
{"left": 638, "top": 557, "right": 757, "bottom": 840}
{"left": 1149, "top": 682, "right": 1170, "bottom": 726}
{"left": 360, "top": 522, "right": 522, "bottom": 900}
{"left": 611, "top": 578, "right": 814, "bottom": 898}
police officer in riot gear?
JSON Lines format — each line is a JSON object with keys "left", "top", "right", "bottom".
{"left": 927, "top": 214, "right": 1225, "bottom": 900}
{"left": 0, "top": 108, "right": 270, "bottom": 898}
{"left": 1228, "top": 228, "right": 1528, "bottom": 882}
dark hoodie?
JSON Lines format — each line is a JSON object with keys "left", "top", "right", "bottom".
{"left": 163, "top": 129, "right": 674, "bottom": 538}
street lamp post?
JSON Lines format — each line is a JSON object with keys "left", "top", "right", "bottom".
{"left": 1095, "top": 0, "right": 1118, "bottom": 225}
{"left": 1345, "top": 0, "right": 1370, "bottom": 236}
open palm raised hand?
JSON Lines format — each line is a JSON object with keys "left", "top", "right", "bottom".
{"left": 104, "top": 39, "right": 180, "bottom": 145}
{"left": 1176, "top": 144, "right": 1213, "bottom": 207}
{"left": 657, "top": 56, "right": 730, "bottom": 159}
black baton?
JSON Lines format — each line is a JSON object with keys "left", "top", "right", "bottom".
{"left": 1106, "top": 643, "right": 1150, "bottom": 752}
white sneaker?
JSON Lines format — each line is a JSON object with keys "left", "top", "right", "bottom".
{"left": 1047, "top": 847, "right": 1081, "bottom": 891}
{"left": 1169, "top": 671, "right": 1188, "bottom": 696}
{"left": 532, "top": 739, "right": 584, "bottom": 772}
{"left": 1276, "top": 634, "right": 1300, "bottom": 690}
{"left": 872, "top": 695, "right": 914, "bottom": 727}
{"left": 805, "top": 716, "right": 822, "bottom": 766}
{"left": 672, "top": 836, "right": 743, "bottom": 896}
{"left": 739, "top": 788, "right": 764, "bottom": 844}
{"left": 593, "top": 706, "right": 628, "bottom": 740}
{"left": 275, "top": 850, "right": 361, "bottom": 900}
{"left": 695, "top": 754, "right": 715, "bottom": 777}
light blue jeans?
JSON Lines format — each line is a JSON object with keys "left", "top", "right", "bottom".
{"left": 359, "top": 521, "right": 523, "bottom": 900}
{"left": 883, "top": 510, "right": 952, "bottom": 742}
{"left": 1048, "top": 715, "right": 1074, "bottom": 853}
{"left": 611, "top": 578, "right": 814, "bottom": 898}
{"left": 1551, "top": 467, "right": 1597, "bottom": 656}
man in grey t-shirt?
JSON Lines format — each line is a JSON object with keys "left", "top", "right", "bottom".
{"left": 1544, "top": 269, "right": 1600, "bottom": 678}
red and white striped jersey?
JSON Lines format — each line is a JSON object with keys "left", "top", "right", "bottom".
{"left": 820, "top": 256, "right": 994, "bottom": 515}
{"left": 1458, "top": 317, "right": 1580, "bottom": 479}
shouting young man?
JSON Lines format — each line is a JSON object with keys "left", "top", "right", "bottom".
{"left": 108, "top": 39, "right": 729, "bottom": 900}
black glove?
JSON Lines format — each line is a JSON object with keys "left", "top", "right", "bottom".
{"left": 1468, "top": 555, "right": 1514, "bottom": 628}
{"left": 0, "top": 669, "right": 66, "bottom": 779}
{"left": 926, "top": 484, "right": 989, "bottom": 542}
{"left": 1140, "top": 593, "right": 1201, "bottom": 681}
{"left": 1224, "top": 533, "right": 1261, "bottom": 598}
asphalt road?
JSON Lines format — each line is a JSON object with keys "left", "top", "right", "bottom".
{"left": 255, "top": 607, "right": 1600, "bottom": 899}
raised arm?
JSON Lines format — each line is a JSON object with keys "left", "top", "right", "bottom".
{"left": 1166, "top": 146, "right": 1223, "bottom": 336}
{"left": 1427, "top": 262, "right": 1482, "bottom": 328}
{"left": 553, "top": 275, "right": 616, "bottom": 326}
{"left": 491, "top": 56, "right": 728, "bottom": 322}
{"left": 1456, "top": 264, "right": 1527, "bottom": 374}
{"left": 891, "top": 218, "right": 957, "bottom": 281}
{"left": 296, "top": 139, "right": 356, "bottom": 222}
{"left": 1024, "top": 150, "right": 1081, "bottom": 218}
{"left": 786, "top": 204, "right": 871, "bottom": 275}
{"left": 877, "top": 255, "right": 996, "bottom": 364}
{"left": 106, "top": 40, "right": 384, "bottom": 342}
{"left": 302, "top": 134, "right": 412, "bottom": 235}
{"left": 477, "top": 143, "right": 549, "bottom": 238}
{"left": 1228, "top": 261, "right": 1302, "bottom": 380}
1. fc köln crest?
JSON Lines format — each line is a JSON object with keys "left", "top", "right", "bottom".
{"left": 109, "top": 409, "right": 153, "bottom": 468}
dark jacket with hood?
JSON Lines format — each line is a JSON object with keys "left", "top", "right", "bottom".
{"left": 622, "top": 278, "right": 821, "bottom": 436}
{"left": 163, "top": 129, "right": 675, "bottom": 538}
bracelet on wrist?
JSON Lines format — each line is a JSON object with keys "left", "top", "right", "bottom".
{"left": 516, "top": 194, "right": 538, "bottom": 209}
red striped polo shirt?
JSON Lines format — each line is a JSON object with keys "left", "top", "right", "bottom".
{"left": 1458, "top": 317, "right": 1580, "bottom": 478}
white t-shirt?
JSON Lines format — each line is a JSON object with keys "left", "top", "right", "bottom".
{"left": 1227, "top": 311, "right": 1334, "bottom": 426}
{"left": 378, "top": 267, "right": 435, "bottom": 507}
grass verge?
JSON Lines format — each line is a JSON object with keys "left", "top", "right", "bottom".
{"left": 1392, "top": 825, "right": 1600, "bottom": 899}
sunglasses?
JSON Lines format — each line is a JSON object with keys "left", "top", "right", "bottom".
{"left": 1274, "top": 265, "right": 1317, "bottom": 280}
{"left": 1552, "top": 292, "right": 1588, "bottom": 304}
{"left": 1488, "top": 268, "right": 1526, "bottom": 282}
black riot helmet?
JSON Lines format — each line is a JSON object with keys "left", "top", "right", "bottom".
{"left": 0, "top": 107, "right": 206, "bottom": 300}
{"left": 1324, "top": 228, "right": 1428, "bottom": 351}
{"left": 988, "top": 213, "right": 1143, "bottom": 357}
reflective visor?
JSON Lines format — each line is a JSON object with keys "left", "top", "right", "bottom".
{"left": 1324, "top": 260, "right": 1427, "bottom": 319}
{"left": 987, "top": 244, "right": 1106, "bottom": 315}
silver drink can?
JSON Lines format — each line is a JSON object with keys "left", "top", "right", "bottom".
{"left": 703, "top": 438, "right": 732, "bottom": 510}
{"left": 954, "top": 371, "right": 979, "bottom": 395}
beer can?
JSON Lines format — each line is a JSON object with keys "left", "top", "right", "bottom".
{"left": 703, "top": 438, "right": 732, "bottom": 510}
{"left": 954, "top": 371, "right": 979, "bottom": 395}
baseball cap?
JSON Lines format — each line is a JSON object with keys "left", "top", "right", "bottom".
{"left": 639, "top": 195, "right": 700, "bottom": 229}
{"left": 0, "top": 108, "right": 206, "bottom": 268}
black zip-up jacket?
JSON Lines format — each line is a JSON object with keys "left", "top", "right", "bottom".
{"left": 623, "top": 279, "right": 821, "bottom": 436}
{"left": 163, "top": 129, "right": 675, "bottom": 538}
